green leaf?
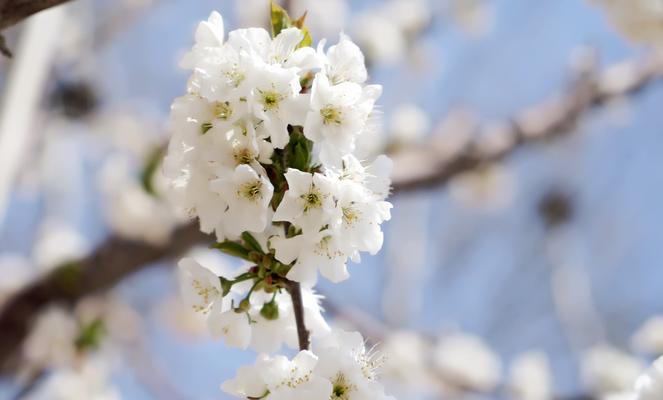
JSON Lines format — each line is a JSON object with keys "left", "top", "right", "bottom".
{"left": 292, "top": 12, "right": 312, "bottom": 49}
{"left": 75, "top": 319, "right": 106, "bottom": 350}
{"left": 201, "top": 122, "right": 213, "bottom": 134}
{"left": 219, "top": 277, "right": 233, "bottom": 296}
{"left": 211, "top": 241, "right": 251, "bottom": 261}
{"left": 270, "top": 1, "right": 312, "bottom": 48}
{"left": 242, "top": 232, "right": 264, "bottom": 253}
{"left": 270, "top": 1, "right": 291, "bottom": 37}
{"left": 140, "top": 146, "right": 165, "bottom": 196}
{"left": 284, "top": 126, "right": 314, "bottom": 171}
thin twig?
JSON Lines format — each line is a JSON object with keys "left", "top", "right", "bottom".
{"left": 285, "top": 279, "right": 310, "bottom": 351}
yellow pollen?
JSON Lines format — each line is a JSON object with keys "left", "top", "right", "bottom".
{"left": 260, "top": 90, "right": 283, "bottom": 111}
{"left": 212, "top": 101, "right": 233, "bottom": 120}
{"left": 321, "top": 105, "right": 342, "bottom": 125}
{"left": 238, "top": 180, "right": 263, "bottom": 201}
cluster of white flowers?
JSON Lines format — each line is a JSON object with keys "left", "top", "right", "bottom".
{"left": 590, "top": 0, "right": 663, "bottom": 47}
{"left": 222, "top": 329, "right": 394, "bottom": 400}
{"left": 178, "top": 255, "right": 329, "bottom": 353}
{"left": 169, "top": 7, "right": 395, "bottom": 399}
{"left": 166, "top": 10, "right": 391, "bottom": 286}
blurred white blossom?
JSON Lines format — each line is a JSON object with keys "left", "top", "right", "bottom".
{"left": 632, "top": 316, "right": 663, "bottom": 355}
{"left": 381, "top": 330, "right": 439, "bottom": 395}
{"left": 509, "top": 351, "right": 553, "bottom": 400}
{"left": 99, "top": 154, "right": 184, "bottom": 244}
{"left": 635, "top": 355, "right": 663, "bottom": 400}
{"left": 590, "top": 0, "right": 663, "bottom": 47}
{"left": 0, "top": 254, "right": 35, "bottom": 307}
{"left": 433, "top": 332, "right": 502, "bottom": 392}
{"left": 32, "top": 219, "right": 89, "bottom": 271}
{"left": 389, "top": 103, "right": 430, "bottom": 145}
{"left": 23, "top": 307, "right": 79, "bottom": 369}
{"left": 582, "top": 344, "right": 645, "bottom": 396}
{"left": 26, "top": 357, "right": 120, "bottom": 400}
{"left": 449, "top": 164, "right": 516, "bottom": 212}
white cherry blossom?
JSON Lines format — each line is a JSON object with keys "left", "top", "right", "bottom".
{"left": 249, "top": 62, "right": 304, "bottom": 148}
{"left": 210, "top": 164, "right": 274, "bottom": 237}
{"left": 314, "top": 329, "right": 394, "bottom": 400}
{"left": 273, "top": 169, "right": 338, "bottom": 234}
{"left": 207, "top": 305, "right": 252, "bottom": 349}
{"left": 320, "top": 34, "right": 368, "bottom": 85}
{"left": 177, "top": 257, "right": 222, "bottom": 313}
{"left": 222, "top": 350, "right": 332, "bottom": 400}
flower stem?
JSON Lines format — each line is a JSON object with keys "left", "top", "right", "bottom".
{"left": 285, "top": 279, "right": 310, "bottom": 351}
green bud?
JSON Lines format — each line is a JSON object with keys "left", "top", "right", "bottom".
{"left": 237, "top": 298, "right": 251, "bottom": 313}
{"left": 272, "top": 262, "right": 291, "bottom": 277}
{"left": 260, "top": 300, "right": 279, "bottom": 320}
{"left": 249, "top": 251, "right": 263, "bottom": 263}
{"left": 260, "top": 254, "right": 273, "bottom": 270}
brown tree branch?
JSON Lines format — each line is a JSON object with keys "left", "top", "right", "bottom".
{"left": 0, "top": 53, "right": 662, "bottom": 374}
{"left": 0, "top": 0, "right": 72, "bottom": 30}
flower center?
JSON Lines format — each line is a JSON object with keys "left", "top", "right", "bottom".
{"left": 233, "top": 148, "right": 254, "bottom": 165}
{"left": 212, "top": 101, "right": 233, "bottom": 120}
{"left": 314, "top": 235, "right": 343, "bottom": 259}
{"left": 259, "top": 90, "right": 283, "bottom": 111}
{"left": 301, "top": 187, "right": 324, "bottom": 212}
{"left": 330, "top": 373, "right": 355, "bottom": 400}
{"left": 342, "top": 206, "right": 360, "bottom": 226}
{"left": 321, "top": 105, "right": 342, "bottom": 125}
{"left": 191, "top": 279, "right": 219, "bottom": 313}
{"left": 225, "top": 68, "right": 245, "bottom": 88}
{"left": 238, "top": 180, "right": 263, "bottom": 202}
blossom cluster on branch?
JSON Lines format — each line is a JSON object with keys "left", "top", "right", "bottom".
{"left": 165, "top": 5, "right": 394, "bottom": 399}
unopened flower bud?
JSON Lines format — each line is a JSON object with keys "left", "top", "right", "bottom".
{"left": 260, "top": 300, "right": 279, "bottom": 320}
{"left": 237, "top": 298, "right": 251, "bottom": 313}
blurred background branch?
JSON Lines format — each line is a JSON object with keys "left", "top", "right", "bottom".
{"left": 391, "top": 51, "right": 663, "bottom": 193}
{"left": 0, "top": 0, "right": 72, "bottom": 30}
{"left": 0, "top": 222, "right": 207, "bottom": 372}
